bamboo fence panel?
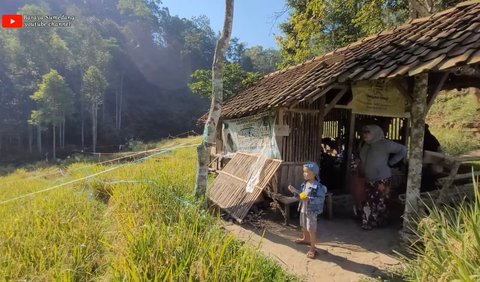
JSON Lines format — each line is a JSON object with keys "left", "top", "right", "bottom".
{"left": 207, "top": 152, "right": 282, "bottom": 222}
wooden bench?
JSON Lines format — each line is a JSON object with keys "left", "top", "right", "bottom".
{"left": 266, "top": 191, "right": 333, "bottom": 225}
{"left": 398, "top": 153, "right": 480, "bottom": 207}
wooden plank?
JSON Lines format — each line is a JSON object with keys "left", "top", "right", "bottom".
{"left": 437, "top": 171, "right": 480, "bottom": 183}
{"left": 345, "top": 111, "right": 356, "bottom": 192}
{"left": 455, "top": 156, "right": 480, "bottom": 163}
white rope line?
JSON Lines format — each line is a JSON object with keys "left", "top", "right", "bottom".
{"left": 0, "top": 143, "right": 199, "bottom": 206}
{"left": 0, "top": 165, "right": 124, "bottom": 206}
{"left": 1, "top": 149, "right": 158, "bottom": 185}
{"left": 1, "top": 143, "right": 196, "bottom": 186}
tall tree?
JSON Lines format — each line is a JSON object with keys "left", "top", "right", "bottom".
{"left": 242, "top": 46, "right": 281, "bottom": 74}
{"left": 189, "top": 63, "right": 260, "bottom": 100}
{"left": 12, "top": 4, "right": 55, "bottom": 154}
{"left": 82, "top": 66, "right": 108, "bottom": 153}
{"left": 276, "top": 0, "right": 459, "bottom": 67}
{"left": 30, "top": 70, "right": 74, "bottom": 160}
{"left": 195, "top": 0, "right": 234, "bottom": 197}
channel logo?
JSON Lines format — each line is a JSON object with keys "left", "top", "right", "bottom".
{"left": 2, "top": 15, "right": 23, "bottom": 29}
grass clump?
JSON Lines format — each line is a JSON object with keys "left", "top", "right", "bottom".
{"left": 429, "top": 127, "right": 480, "bottom": 156}
{"left": 403, "top": 175, "right": 480, "bottom": 281}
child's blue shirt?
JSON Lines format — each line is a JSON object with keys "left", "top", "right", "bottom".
{"left": 294, "top": 180, "right": 326, "bottom": 216}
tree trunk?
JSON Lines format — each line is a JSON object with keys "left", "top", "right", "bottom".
{"left": 59, "top": 118, "right": 63, "bottom": 149}
{"left": 194, "top": 0, "right": 234, "bottom": 197}
{"left": 400, "top": 1, "right": 434, "bottom": 243}
{"left": 93, "top": 103, "right": 99, "bottom": 154}
{"left": 92, "top": 104, "right": 97, "bottom": 153}
{"left": 117, "top": 72, "right": 125, "bottom": 131}
{"left": 59, "top": 120, "right": 62, "bottom": 150}
{"left": 409, "top": 0, "right": 433, "bottom": 19}
{"left": 28, "top": 125, "right": 33, "bottom": 153}
{"left": 102, "top": 100, "right": 105, "bottom": 124}
{"left": 37, "top": 125, "right": 42, "bottom": 153}
{"left": 115, "top": 83, "right": 119, "bottom": 131}
{"left": 81, "top": 98, "right": 85, "bottom": 149}
{"left": 62, "top": 117, "right": 66, "bottom": 149}
{"left": 52, "top": 123, "right": 56, "bottom": 161}
{"left": 401, "top": 73, "right": 429, "bottom": 242}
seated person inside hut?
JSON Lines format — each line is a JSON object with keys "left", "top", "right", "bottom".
{"left": 356, "top": 125, "right": 407, "bottom": 230}
{"left": 320, "top": 138, "right": 345, "bottom": 192}
{"left": 421, "top": 124, "right": 443, "bottom": 192}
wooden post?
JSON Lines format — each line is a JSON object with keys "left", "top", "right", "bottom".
{"left": 276, "top": 108, "right": 285, "bottom": 159}
{"left": 401, "top": 73, "right": 429, "bottom": 243}
{"left": 318, "top": 96, "right": 326, "bottom": 140}
{"left": 345, "top": 111, "right": 356, "bottom": 192}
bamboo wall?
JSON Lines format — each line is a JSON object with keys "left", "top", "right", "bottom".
{"left": 280, "top": 111, "right": 323, "bottom": 163}
{"left": 323, "top": 108, "right": 349, "bottom": 139}
{"left": 353, "top": 115, "right": 407, "bottom": 143}
{"left": 279, "top": 101, "right": 324, "bottom": 163}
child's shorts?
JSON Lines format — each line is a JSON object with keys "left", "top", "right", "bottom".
{"left": 300, "top": 212, "right": 318, "bottom": 232}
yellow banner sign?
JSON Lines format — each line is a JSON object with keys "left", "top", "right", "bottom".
{"left": 350, "top": 80, "right": 407, "bottom": 117}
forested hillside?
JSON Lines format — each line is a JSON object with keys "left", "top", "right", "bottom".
{"left": 0, "top": 0, "right": 280, "bottom": 162}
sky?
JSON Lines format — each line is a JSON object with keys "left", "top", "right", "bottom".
{"left": 161, "top": 0, "right": 290, "bottom": 49}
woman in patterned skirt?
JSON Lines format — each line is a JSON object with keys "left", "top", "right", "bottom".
{"left": 357, "top": 125, "right": 406, "bottom": 230}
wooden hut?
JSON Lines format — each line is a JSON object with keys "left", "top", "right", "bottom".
{"left": 205, "top": 1, "right": 480, "bottom": 232}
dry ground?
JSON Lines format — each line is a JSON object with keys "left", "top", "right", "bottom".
{"left": 224, "top": 210, "right": 405, "bottom": 282}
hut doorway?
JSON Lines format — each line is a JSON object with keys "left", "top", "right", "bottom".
{"left": 319, "top": 109, "right": 409, "bottom": 197}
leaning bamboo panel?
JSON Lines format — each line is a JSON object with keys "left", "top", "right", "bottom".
{"left": 207, "top": 152, "right": 282, "bottom": 222}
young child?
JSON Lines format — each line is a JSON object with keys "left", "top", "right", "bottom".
{"left": 288, "top": 162, "right": 326, "bottom": 259}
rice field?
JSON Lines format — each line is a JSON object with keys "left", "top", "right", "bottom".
{"left": 0, "top": 137, "right": 295, "bottom": 281}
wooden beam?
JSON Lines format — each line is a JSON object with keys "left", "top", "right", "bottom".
{"left": 454, "top": 155, "right": 480, "bottom": 163}
{"left": 395, "top": 78, "right": 412, "bottom": 102}
{"left": 324, "top": 88, "right": 348, "bottom": 117}
{"left": 275, "top": 108, "right": 286, "bottom": 160}
{"left": 329, "top": 104, "right": 350, "bottom": 109}
{"left": 306, "top": 85, "right": 336, "bottom": 106}
{"left": 426, "top": 72, "right": 449, "bottom": 113}
{"left": 284, "top": 108, "right": 322, "bottom": 114}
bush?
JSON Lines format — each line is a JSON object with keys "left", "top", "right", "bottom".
{"left": 403, "top": 174, "right": 480, "bottom": 281}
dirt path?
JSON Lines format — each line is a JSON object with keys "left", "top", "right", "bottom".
{"left": 224, "top": 214, "right": 403, "bottom": 282}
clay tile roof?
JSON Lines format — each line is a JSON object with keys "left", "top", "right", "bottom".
{"left": 216, "top": 0, "right": 480, "bottom": 120}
